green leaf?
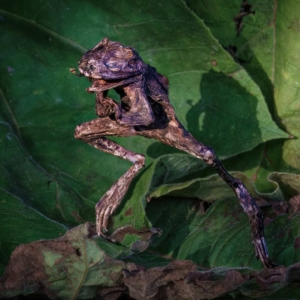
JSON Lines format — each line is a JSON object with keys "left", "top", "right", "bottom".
{"left": 0, "top": 1, "right": 299, "bottom": 298}
{"left": 109, "top": 155, "right": 300, "bottom": 270}
{"left": 0, "top": 0, "right": 284, "bottom": 271}
{"left": 185, "top": 0, "right": 300, "bottom": 185}
{"left": 146, "top": 169, "right": 300, "bottom": 269}
{"left": 0, "top": 0, "right": 287, "bottom": 258}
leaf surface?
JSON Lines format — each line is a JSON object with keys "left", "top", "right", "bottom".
{"left": 0, "top": 0, "right": 286, "bottom": 269}
{"left": 184, "top": 0, "right": 300, "bottom": 187}
{"left": 1, "top": 220, "right": 300, "bottom": 299}
{"left": 0, "top": 1, "right": 299, "bottom": 299}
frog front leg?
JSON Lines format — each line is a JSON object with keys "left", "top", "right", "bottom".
{"left": 88, "top": 79, "right": 155, "bottom": 127}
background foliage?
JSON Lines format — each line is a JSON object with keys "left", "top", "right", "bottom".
{"left": 1, "top": 0, "right": 300, "bottom": 299}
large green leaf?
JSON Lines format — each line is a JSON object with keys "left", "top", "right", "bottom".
{"left": 109, "top": 154, "right": 300, "bottom": 269}
{"left": 0, "top": 1, "right": 299, "bottom": 298}
{"left": 185, "top": 0, "right": 300, "bottom": 188}
{"left": 0, "top": 0, "right": 286, "bottom": 269}
{"left": 146, "top": 170, "right": 300, "bottom": 269}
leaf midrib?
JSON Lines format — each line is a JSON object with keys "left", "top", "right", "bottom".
{"left": 0, "top": 9, "right": 87, "bottom": 54}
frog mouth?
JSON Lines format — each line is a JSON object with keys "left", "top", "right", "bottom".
{"left": 70, "top": 67, "right": 84, "bottom": 77}
{"left": 70, "top": 67, "right": 139, "bottom": 93}
{"left": 70, "top": 67, "right": 102, "bottom": 79}
{"left": 86, "top": 76, "right": 137, "bottom": 93}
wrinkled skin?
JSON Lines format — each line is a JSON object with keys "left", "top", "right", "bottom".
{"left": 78, "top": 39, "right": 147, "bottom": 80}
{"left": 72, "top": 37, "right": 275, "bottom": 268}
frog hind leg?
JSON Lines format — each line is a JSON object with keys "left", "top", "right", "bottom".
{"left": 74, "top": 117, "right": 144, "bottom": 237}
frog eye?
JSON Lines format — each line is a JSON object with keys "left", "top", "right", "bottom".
{"left": 89, "top": 65, "right": 95, "bottom": 71}
{"left": 105, "top": 59, "right": 121, "bottom": 72}
{"left": 114, "top": 48, "right": 133, "bottom": 59}
{"left": 127, "top": 60, "right": 135, "bottom": 70}
{"left": 107, "top": 65, "right": 120, "bottom": 72}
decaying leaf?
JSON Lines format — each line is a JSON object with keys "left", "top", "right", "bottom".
{"left": 2, "top": 223, "right": 300, "bottom": 300}
{"left": 0, "top": 223, "right": 126, "bottom": 300}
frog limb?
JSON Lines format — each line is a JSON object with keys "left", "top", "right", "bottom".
{"left": 74, "top": 105, "right": 274, "bottom": 268}
{"left": 73, "top": 38, "right": 275, "bottom": 268}
{"left": 74, "top": 117, "right": 145, "bottom": 237}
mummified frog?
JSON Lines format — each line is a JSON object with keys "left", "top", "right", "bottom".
{"left": 71, "top": 38, "right": 274, "bottom": 268}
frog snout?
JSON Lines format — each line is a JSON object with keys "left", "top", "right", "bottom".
{"left": 78, "top": 60, "right": 102, "bottom": 79}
